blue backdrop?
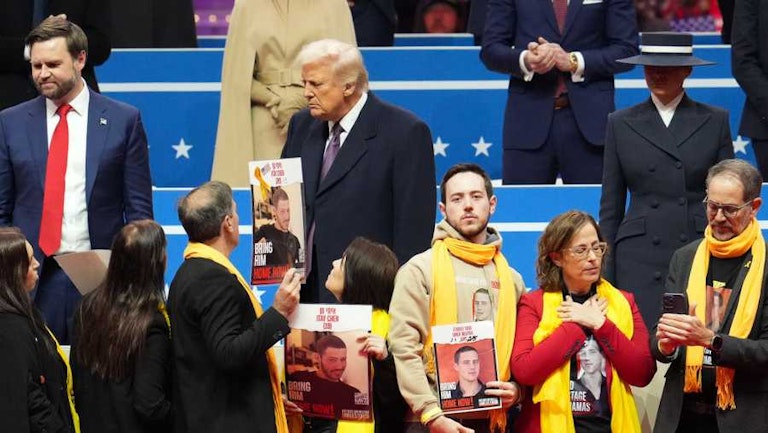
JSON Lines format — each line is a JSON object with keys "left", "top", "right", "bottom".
{"left": 95, "top": 38, "right": 752, "bottom": 187}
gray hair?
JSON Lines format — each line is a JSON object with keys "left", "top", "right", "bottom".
{"left": 177, "top": 181, "right": 234, "bottom": 243}
{"left": 296, "top": 39, "right": 369, "bottom": 92}
{"left": 706, "top": 159, "right": 763, "bottom": 202}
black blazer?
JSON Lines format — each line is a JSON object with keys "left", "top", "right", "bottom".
{"left": 652, "top": 241, "right": 768, "bottom": 433}
{"left": 0, "top": 312, "right": 74, "bottom": 433}
{"left": 71, "top": 310, "right": 172, "bottom": 433}
{"left": 732, "top": 0, "right": 768, "bottom": 141}
{"left": 168, "top": 258, "right": 290, "bottom": 433}
{"left": 282, "top": 93, "right": 436, "bottom": 303}
{"left": 600, "top": 95, "right": 733, "bottom": 325}
{"left": 0, "top": 0, "right": 111, "bottom": 110}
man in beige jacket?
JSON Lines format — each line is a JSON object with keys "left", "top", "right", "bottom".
{"left": 389, "top": 163, "right": 526, "bottom": 433}
{"left": 212, "top": 0, "right": 356, "bottom": 187}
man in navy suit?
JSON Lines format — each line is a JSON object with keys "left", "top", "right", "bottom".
{"left": 481, "top": 0, "right": 638, "bottom": 184}
{"left": 282, "top": 39, "right": 435, "bottom": 307}
{"left": 0, "top": 18, "right": 153, "bottom": 343}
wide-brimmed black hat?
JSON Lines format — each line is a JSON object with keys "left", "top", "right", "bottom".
{"left": 617, "top": 32, "right": 715, "bottom": 67}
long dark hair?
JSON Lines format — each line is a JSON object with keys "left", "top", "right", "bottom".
{"left": 75, "top": 220, "right": 167, "bottom": 380}
{"left": 340, "top": 237, "right": 399, "bottom": 311}
{"left": 0, "top": 227, "right": 56, "bottom": 353}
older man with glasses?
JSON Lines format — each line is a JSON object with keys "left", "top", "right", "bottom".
{"left": 653, "top": 158, "right": 768, "bottom": 433}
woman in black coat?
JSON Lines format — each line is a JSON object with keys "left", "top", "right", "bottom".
{"left": 600, "top": 32, "right": 733, "bottom": 326}
{"left": 70, "top": 220, "right": 171, "bottom": 433}
{"left": 0, "top": 227, "right": 77, "bottom": 432}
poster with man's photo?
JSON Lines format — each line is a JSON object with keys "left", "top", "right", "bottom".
{"left": 570, "top": 335, "right": 609, "bottom": 421}
{"left": 285, "top": 304, "right": 373, "bottom": 421}
{"left": 249, "top": 158, "right": 306, "bottom": 285}
{"left": 433, "top": 321, "right": 501, "bottom": 413}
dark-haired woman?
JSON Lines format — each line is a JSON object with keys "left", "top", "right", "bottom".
{"left": 0, "top": 227, "right": 79, "bottom": 432}
{"left": 324, "top": 237, "right": 407, "bottom": 433}
{"left": 511, "top": 211, "right": 655, "bottom": 433}
{"left": 71, "top": 220, "right": 171, "bottom": 433}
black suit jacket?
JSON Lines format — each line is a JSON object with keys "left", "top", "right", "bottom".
{"left": 351, "top": 0, "right": 396, "bottom": 46}
{"left": 732, "top": 0, "right": 768, "bottom": 140}
{"left": 168, "top": 258, "right": 290, "bottom": 433}
{"left": 71, "top": 310, "right": 172, "bottom": 433}
{"left": 282, "top": 93, "right": 436, "bottom": 303}
{"left": 0, "top": 0, "right": 111, "bottom": 110}
{"left": 652, "top": 241, "right": 768, "bottom": 433}
{"left": 0, "top": 312, "right": 74, "bottom": 433}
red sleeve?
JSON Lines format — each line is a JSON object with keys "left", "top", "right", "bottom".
{"left": 511, "top": 290, "right": 587, "bottom": 386}
{"left": 592, "top": 291, "right": 656, "bottom": 387}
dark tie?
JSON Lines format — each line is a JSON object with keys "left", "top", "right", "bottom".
{"left": 554, "top": 0, "right": 567, "bottom": 32}
{"left": 305, "top": 122, "right": 344, "bottom": 286}
{"left": 32, "top": 0, "right": 48, "bottom": 26}
{"left": 321, "top": 122, "right": 343, "bottom": 180}
{"left": 554, "top": 0, "right": 568, "bottom": 97}
{"left": 39, "top": 104, "right": 72, "bottom": 256}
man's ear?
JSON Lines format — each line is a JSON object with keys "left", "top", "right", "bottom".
{"left": 439, "top": 202, "right": 447, "bottom": 219}
{"left": 343, "top": 81, "right": 357, "bottom": 97}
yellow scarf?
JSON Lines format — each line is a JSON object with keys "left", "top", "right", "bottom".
{"left": 183, "top": 242, "right": 288, "bottom": 432}
{"left": 45, "top": 327, "right": 80, "bottom": 433}
{"left": 427, "top": 236, "right": 518, "bottom": 432}
{"left": 336, "top": 309, "right": 390, "bottom": 433}
{"left": 684, "top": 218, "right": 764, "bottom": 410}
{"left": 532, "top": 279, "right": 640, "bottom": 433}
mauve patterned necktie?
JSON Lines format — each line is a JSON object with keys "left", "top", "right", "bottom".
{"left": 321, "top": 122, "right": 343, "bottom": 180}
{"left": 305, "top": 121, "right": 344, "bottom": 284}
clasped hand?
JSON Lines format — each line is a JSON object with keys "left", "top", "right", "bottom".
{"left": 525, "top": 37, "right": 572, "bottom": 74}
{"left": 557, "top": 294, "right": 607, "bottom": 329}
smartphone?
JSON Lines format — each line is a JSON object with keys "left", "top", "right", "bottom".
{"left": 662, "top": 293, "right": 688, "bottom": 314}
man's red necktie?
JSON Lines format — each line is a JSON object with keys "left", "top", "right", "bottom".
{"left": 39, "top": 104, "right": 72, "bottom": 256}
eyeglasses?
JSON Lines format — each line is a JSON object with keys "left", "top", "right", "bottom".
{"left": 702, "top": 196, "right": 753, "bottom": 218}
{"left": 563, "top": 242, "right": 607, "bottom": 260}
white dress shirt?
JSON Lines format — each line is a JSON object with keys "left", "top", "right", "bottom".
{"left": 45, "top": 81, "right": 91, "bottom": 253}
{"left": 325, "top": 91, "right": 368, "bottom": 151}
{"left": 650, "top": 91, "right": 685, "bottom": 127}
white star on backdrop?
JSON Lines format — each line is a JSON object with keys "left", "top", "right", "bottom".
{"left": 732, "top": 135, "right": 749, "bottom": 155}
{"left": 172, "top": 138, "right": 193, "bottom": 159}
{"left": 252, "top": 285, "right": 266, "bottom": 304}
{"left": 433, "top": 136, "right": 449, "bottom": 157}
{"left": 471, "top": 136, "right": 493, "bottom": 157}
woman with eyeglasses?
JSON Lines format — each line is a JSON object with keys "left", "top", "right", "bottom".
{"left": 511, "top": 210, "right": 655, "bottom": 433}
{"left": 0, "top": 227, "right": 78, "bottom": 432}
{"left": 70, "top": 220, "right": 171, "bottom": 433}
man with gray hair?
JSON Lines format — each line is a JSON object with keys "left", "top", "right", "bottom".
{"left": 282, "top": 38, "right": 436, "bottom": 305}
{"left": 653, "top": 159, "right": 768, "bottom": 433}
{"left": 169, "top": 180, "right": 301, "bottom": 433}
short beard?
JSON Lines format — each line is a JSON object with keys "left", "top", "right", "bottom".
{"left": 36, "top": 75, "right": 77, "bottom": 101}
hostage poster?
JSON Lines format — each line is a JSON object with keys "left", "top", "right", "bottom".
{"left": 432, "top": 320, "right": 501, "bottom": 414}
{"left": 249, "top": 158, "right": 306, "bottom": 285}
{"left": 286, "top": 304, "right": 373, "bottom": 421}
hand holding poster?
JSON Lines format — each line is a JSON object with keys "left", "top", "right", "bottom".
{"left": 249, "top": 158, "right": 306, "bottom": 285}
{"left": 433, "top": 320, "right": 502, "bottom": 414}
{"left": 286, "top": 304, "right": 373, "bottom": 421}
